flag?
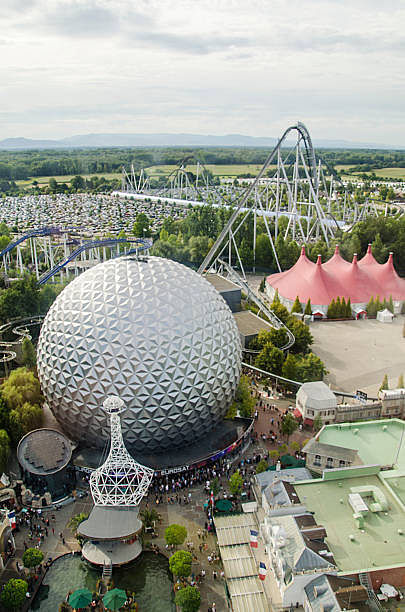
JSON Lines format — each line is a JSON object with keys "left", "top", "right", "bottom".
{"left": 7, "top": 511, "right": 16, "bottom": 529}
{"left": 259, "top": 561, "right": 267, "bottom": 580}
{"left": 250, "top": 529, "right": 258, "bottom": 548}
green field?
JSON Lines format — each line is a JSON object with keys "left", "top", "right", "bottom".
{"left": 16, "top": 172, "right": 122, "bottom": 187}
{"left": 144, "top": 163, "right": 272, "bottom": 177}
{"left": 363, "top": 167, "right": 405, "bottom": 179}
{"left": 335, "top": 164, "right": 405, "bottom": 180}
{"left": 14, "top": 164, "right": 405, "bottom": 188}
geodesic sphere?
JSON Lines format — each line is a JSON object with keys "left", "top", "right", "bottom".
{"left": 37, "top": 256, "right": 241, "bottom": 452}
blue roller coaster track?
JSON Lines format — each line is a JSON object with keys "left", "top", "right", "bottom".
{"left": 0, "top": 226, "right": 152, "bottom": 285}
{"left": 0, "top": 227, "right": 63, "bottom": 259}
{"left": 38, "top": 236, "right": 152, "bottom": 285}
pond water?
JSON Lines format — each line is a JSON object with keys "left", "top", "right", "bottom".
{"left": 31, "top": 552, "right": 175, "bottom": 611}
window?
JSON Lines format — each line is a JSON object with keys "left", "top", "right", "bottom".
{"left": 307, "top": 410, "right": 314, "bottom": 416}
{"left": 314, "top": 454, "right": 321, "bottom": 467}
{"left": 326, "top": 457, "right": 333, "bottom": 468}
{"left": 339, "top": 460, "right": 345, "bottom": 467}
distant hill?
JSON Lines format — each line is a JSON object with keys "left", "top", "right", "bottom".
{"left": 0, "top": 133, "right": 401, "bottom": 150}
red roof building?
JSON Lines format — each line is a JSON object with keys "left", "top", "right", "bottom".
{"left": 266, "top": 245, "right": 405, "bottom": 317}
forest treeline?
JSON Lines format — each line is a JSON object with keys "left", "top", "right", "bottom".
{"left": 150, "top": 208, "right": 405, "bottom": 275}
{"left": 0, "top": 146, "right": 405, "bottom": 182}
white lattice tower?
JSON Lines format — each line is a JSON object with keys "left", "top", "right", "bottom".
{"left": 90, "top": 396, "right": 154, "bottom": 506}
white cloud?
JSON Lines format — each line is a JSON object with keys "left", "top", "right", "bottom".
{"left": 0, "top": 0, "right": 404, "bottom": 145}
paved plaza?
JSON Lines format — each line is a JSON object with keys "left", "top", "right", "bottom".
{"left": 311, "top": 315, "right": 405, "bottom": 397}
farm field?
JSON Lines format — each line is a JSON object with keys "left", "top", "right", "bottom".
{"left": 16, "top": 172, "right": 122, "bottom": 187}
{"left": 334, "top": 164, "right": 357, "bottom": 171}
{"left": 14, "top": 164, "right": 405, "bottom": 189}
{"left": 335, "top": 165, "right": 405, "bottom": 180}
{"left": 365, "top": 167, "right": 405, "bottom": 179}
{"left": 144, "top": 163, "right": 276, "bottom": 177}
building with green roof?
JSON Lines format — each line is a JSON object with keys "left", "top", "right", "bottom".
{"left": 257, "top": 419, "right": 405, "bottom": 608}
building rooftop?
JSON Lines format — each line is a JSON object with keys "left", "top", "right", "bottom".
{"left": 233, "top": 310, "right": 274, "bottom": 337}
{"left": 317, "top": 419, "right": 405, "bottom": 469}
{"left": 78, "top": 506, "right": 142, "bottom": 540}
{"left": 294, "top": 466, "right": 405, "bottom": 573}
{"left": 304, "top": 574, "right": 341, "bottom": 612}
{"left": 17, "top": 428, "right": 72, "bottom": 476}
{"left": 304, "top": 438, "right": 359, "bottom": 462}
{"left": 205, "top": 273, "right": 241, "bottom": 293}
{"left": 256, "top": 467, "right": 312, "bottom": 491}
{"left": 269, "top": 514, "right": 334, "bottom": 577}
{"left": 296, "top": 382, "right": 337, "bottom": 410}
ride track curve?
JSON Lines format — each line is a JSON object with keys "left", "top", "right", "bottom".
{"left": 0, "top": 225, "right": 152, "bottom": 285}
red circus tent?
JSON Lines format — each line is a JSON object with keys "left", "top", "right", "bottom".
{"left": 266, "top": 246, "right": 405, "bottom": 307}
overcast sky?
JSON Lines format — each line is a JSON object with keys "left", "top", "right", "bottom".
{"left": 1, "top": 0, "right": 404, "bottom": 144}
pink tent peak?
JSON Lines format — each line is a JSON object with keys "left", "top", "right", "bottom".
{"left": 324, "top": 244, "right": 351, "bottom": 273}
{"left": 359, "top": 243, "right": 379, "bottom": 267}
{"left": 373, "top": 252, "right": 405, "bottom": 299}
{"left": 266, "top": 246, "right": 405, "bottom": 305}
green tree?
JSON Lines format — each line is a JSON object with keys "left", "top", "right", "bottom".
{"left": 210, "top": 477, "right": 220, "bottom": 497}
{"left": 366, "top": 296, "right": 376, "bottom": 317}
{"left": 313, "top": 414, "right": 323, "bottom": 432}
{"left": 380, "top": 374, "right": 389, "bottom": 391}
{"left": 21, "top": 337, "right": 36, "bottom": 368}
{"left": 0, "top": 578, "right": 28, "bottom": 610}
{"left": 0, "top": 275, "right": 39, "bottom": 323}
{"left": 255, "top": 343, "right": 284, "bottom": 374}
{"left": 140, "top": 508, "right": 160, "bottom": 529}
{"left": 372, "top": 232, "right": 388, "bottom": 263}
{"left": 68, "top": 513, "right": 88, "bottom": 543}
{"left": 1, "top": 367, "right": 42, "bottom": 411}
{"left": 256, "top": 459, "right": 268, "bottom": 474}
{"left": 281, "top": 354, "right": 298, "bottom": 380}
{"left": 294, "top": 353, "right": 327, "bottom": 382}
{"left": 0, "top": 430, "right": 10, "bottom": 472}
{"left": 255, "top": 234, "right": 273, "bottom": 268}
{"left": 388, "top": 295, "right": 394, "bottom": 314}
{"left": 229, "top": 470, "right": 243, "bottom": 497}
{"left": 289, "top": 440, "right": 301, "bottom": 454}
{"left": 132, "top": 212, "right": 151, "bottom": 237}
{"left": 279, "top": 443, "right": 289, "bottom": 455}
{"left": 258, "top": 277, "right": 266, "bottom": 293}
{"left": 291, "top": 296, "right": 302, "bottom": 314}
{"left": 304, "top": 299, "right": 312, "bottom": 316}
{"left": 287, "top": 318, "right": 313, "bottom": 354}
{"left": 229, "top": 375, "right": 255, "bottom": 418}
{"left": 165, "top": 524, "right": 187, "bottom": 547}
{"left": 188, "top": 236, "right": 213, "bottom": 264}
{"left": 327, "top": 298, "right": 336, "bottom": 319}
{"left": 270, "top": 300, "right": 290, "bottom": 324}
{"left": 15, "top": 402, "right": 43, "bottom": 439}
{"left": 0, "top": 222, "right": 10, "bottom": 236}
{"left": 269, "top": 449, "right": 280, "bottom": 464}
{"left": 281, "top": 413, "right": 298, "bottom": 442}
{"left": 169, "top": 550, "right": 193, "bottom": 578}
{"left": 398, "top": 374, "right": 404, "bottom": 389}
{"left": 346, "top": 297, "right": 352, "bottom": 317}
{"left": 175, "top": 586, "right": 201, "bottom": 612}
{"left": 22, "top": 548, "right": 44, "bottom": 570}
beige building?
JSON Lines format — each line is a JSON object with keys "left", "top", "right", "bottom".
{"left": 295, "top": 382, "right": 337, "bottom": 425}
{"left": 303, "top": 438, "right": 362, "bottom": 474}
{"left": 296, "top": 383, "right": 405, "bottom": 428}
